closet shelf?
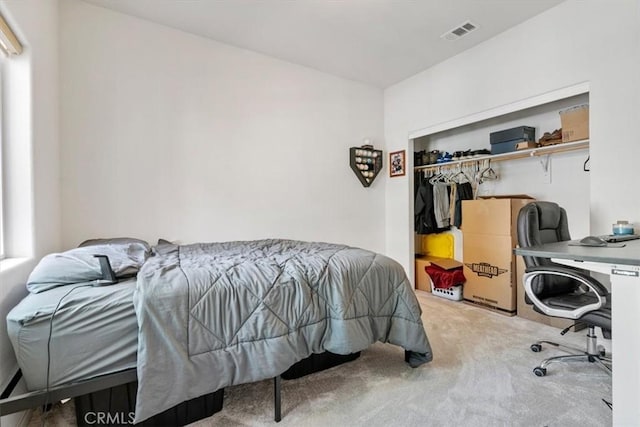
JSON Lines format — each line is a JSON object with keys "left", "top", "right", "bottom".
{"left": 414, "top": 139, "right": 589, "bottom": 171}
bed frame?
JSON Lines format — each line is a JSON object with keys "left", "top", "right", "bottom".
{"left": 1, "top": 368, "right": 137, "bottom": 416}
{"left": 1, "top": 351, "right": 360, "bottom": 424}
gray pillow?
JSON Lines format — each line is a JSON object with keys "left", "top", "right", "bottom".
{"left": 26, "top": 240, "right": 151, "bottom": 293}
{"left": 79, "top": 237, "right": 151, "bottom": 250}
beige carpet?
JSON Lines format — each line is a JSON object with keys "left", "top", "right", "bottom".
{"left": 30, "top": 291, "right": 612, "bottom": 427}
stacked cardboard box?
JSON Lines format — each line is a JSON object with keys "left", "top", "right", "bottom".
{"left": 461, "top": 195, "right": 534, "bottom": 315}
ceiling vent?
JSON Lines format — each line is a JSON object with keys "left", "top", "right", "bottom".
{"left": 440, "top": 21, "right": 478, "bottom": 41}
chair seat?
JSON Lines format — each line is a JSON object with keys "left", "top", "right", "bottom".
{"left": 536, "top": 292, "right": 611, "bottom": 330}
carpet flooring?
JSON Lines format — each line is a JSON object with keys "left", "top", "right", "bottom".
{"left": 29, "top": 291, "right": 612, "bottom": 427}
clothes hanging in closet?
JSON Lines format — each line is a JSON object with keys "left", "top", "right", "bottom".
{"left": 448, "top": 183, "right": 457, "bottom": 227}
{"left": 414, "top": 173, "right": 450, "bottom": 234}
{"left": 433, "top": 183, "right": 450, "bottom": 228}
{"left": 453, "top": 182, "right": 474, "bottom": 228}
{"left": 415, "top": 174, "right": 437, "bottom": 234}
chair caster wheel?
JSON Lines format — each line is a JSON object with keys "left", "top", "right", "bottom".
{"left": 533, "top": 367, "right": 547, "bottom": 377}
{"left": 530, "top": 344, "right": 542, "bottom": 353}
{"left": 597, "top": 345, "right": 606, "bottom": 357}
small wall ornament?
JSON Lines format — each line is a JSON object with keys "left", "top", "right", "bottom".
{"left": 349, "top": 141, "right": 382, "bottom": 187}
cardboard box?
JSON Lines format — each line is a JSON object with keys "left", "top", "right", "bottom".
{"left": 516, "top": 141, "right": 538, "bottom": 150}
{"left": 428, "top": 257, "right": 463, "bottom": 270}
{"left": 560, "top": 104, "right": 589, "bottom": 142}
{"left": 415, "top": 234, "right": 424, "bottom": 255}
{"left": 461, "top": 196, "right": 535, "bottom": 315}
{"left": 515, "top": 255, "right": 585, "bottom": 331}
{"left": 461, "top": 195, "right": 534, "bottom": 238}
{"left": 415, "top": 257, "right": 432, "bottom": 292}
{"left": 462, "top": 234, "right": 516, "bottom": 314}
{"left": 415, "top": 256, "right": 463, "bottom": 292}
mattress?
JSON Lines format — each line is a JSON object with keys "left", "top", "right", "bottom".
{"left": 6, "top": 278, "right": 138, "bottom": 391}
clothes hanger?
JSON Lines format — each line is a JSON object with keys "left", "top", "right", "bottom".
{"left": 477, "top": 159, "right": 498, "bottom": 184}
{"left": 450, "top": 165, "right": 470, "bottom": 184}
{"left": 429, "top": 166, "right": 444, "bottom": 184}
{"left": 439, "top": 167, "right": 455, "bottom": 184}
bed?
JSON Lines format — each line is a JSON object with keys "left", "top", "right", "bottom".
{"left": 3, "top": 238, "right": 433, "bottom": 424}
{"left": 6, "top": 279, "right": 138, "bottom": 391}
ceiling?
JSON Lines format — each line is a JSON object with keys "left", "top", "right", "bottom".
{"left": 81, "top": 0, "right": 564, "bottom": 88}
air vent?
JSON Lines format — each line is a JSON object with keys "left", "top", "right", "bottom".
{"left": 441, "top": 20, "right": 478, "bottom": 41}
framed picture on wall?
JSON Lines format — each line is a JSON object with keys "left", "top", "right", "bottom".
{"left": 389, "top": 150, "right": 406, "bottom": 177}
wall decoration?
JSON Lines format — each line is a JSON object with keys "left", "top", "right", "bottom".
{"left": 389, "top": 150, "right": 406, "bottom": 177}
{"left": 349, "top": 144, "right": 382, "bottom": 187}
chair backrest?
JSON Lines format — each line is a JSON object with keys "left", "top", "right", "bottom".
{"left": 517, "top": 202, "right": 580, "bottom": 297}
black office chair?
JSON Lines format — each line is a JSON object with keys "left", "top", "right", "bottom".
{"left": 517, "top": 201, "right": 612, "bottom": 377}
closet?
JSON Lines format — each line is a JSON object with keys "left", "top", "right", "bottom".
{"left": 411, "top": 83, "right": 591, "bottom": 316}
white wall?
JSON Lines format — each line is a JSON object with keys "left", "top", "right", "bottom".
{"left": 384, "top": 0, "right": 640, "bottom": 278}
{"left": 0, "top": 0, "right": 60, "bottom": 425}
{"left": 59, "top": 0, "right": 385, "bottom": 253}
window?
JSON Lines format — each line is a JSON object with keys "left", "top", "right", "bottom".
{"left": 0, "top": 10, "right": 23, "bottom": 260}
{"left": 1, "top": 66, "right": 4, "bottom": 259}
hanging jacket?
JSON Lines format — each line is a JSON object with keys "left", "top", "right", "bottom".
{"left": 415, "top": 177, "right": 438, "bottom": 234}
{"left": 454, "top": 182, "right": 474, "bottom": 228}
{"left": 415, "top": 176, "right": 450, "bottom": 234}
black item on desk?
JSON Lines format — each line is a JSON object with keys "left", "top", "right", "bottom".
{"left": 567, "top": 236, "right": 626, "bottom": 248}
{"left": 602, "top": 233, "right": 640, "bottom": 243}
{"left": 579, "top": 236, "right": 608, "bottom": 246}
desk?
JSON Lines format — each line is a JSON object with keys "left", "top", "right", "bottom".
{"left": 515, "top": 240, "right": 640, "bottom": 426}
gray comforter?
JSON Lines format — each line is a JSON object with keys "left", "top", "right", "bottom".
{"left": 133, "top": 239, "right": 432, "bottom": 422}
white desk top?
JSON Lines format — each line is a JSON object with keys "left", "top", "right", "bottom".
{"left": 514, "top": 239, "right": 640, "bottom": 266}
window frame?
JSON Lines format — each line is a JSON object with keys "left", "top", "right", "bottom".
{"left": 0, "top": 65, "right": 4, "bottom": 260}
